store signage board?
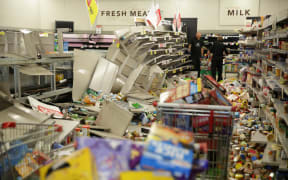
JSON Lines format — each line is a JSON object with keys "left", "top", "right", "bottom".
{"left": 100, "top": 10, "right": 148, "bottom": 17}
{"left": 96, "top": 0, "right": 152, "bottom": 26}
{"left": 220, "top": 0, "right": 259, "bottom": 25}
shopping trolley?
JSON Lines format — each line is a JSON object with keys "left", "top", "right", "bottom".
{"left": 157, "top": 103, "right": 234, "bottom": 180}
{"left": 0, "top": 122, "right": 63, "bottom": 180}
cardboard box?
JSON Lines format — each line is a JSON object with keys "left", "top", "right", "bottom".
{"left": 140, "top": 124, "right": 194, "bottom": 179}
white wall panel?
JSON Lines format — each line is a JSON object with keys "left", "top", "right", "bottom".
{"left": 0, "top": 0, "right": 287, "bottom": 32}
{"left": 259, "top": 0, "right": 279, "bottom": 16}
{"left": 39, "top": 0, "right": 92, "bottom": 31}
{"left": 0, "top": 0, "right": 40, "bottom": 29}
{"left": 158, "top": 0, "right": 220, "bottom": 30}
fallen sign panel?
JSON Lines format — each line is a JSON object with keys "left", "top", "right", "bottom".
{"left": 28, "top": 96, "right": 64, "bottom": 118}
{"left": 72, "top": 49, "right": 101, "bottom": 101}
{"left": 89, "top": 57, "right": 119, "bottom": 94}
{"left": 95, "top": 101, "right": 133, "bottom": 136}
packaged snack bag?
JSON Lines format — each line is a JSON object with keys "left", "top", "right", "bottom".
{"left": 129, "top": 143, "right": 145, "bottom": 169}
{"left": 15, "top": 153, "right": 39, "bottom": 178}
{"left": 76, "top": 137, "right": 131, "bottom": 180}
{"left": 147, "top": 123, "right": 194, "bottom": 144}
{"left": 81, "top": 89, "right": 100, "bottom": 105}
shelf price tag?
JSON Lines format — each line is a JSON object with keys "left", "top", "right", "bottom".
{"left": 0, "top": 32, "right": 5, "bottom": 36}
{"left": 159, "top": 43, "right": 166, "bottom": 48}
{"left": 150, "top": 51, "right": 153, "bottom": 55}
{"left": 173, "top": 69, "right": 176, "bottom": 74}
{"left": 154, "top": 50, "right": 157, "bottom": 55}
{"left": 165, "top": 69, "right": 169, "bottom": 74}
{"left": 180, "top": 68, "right": 183, "bottom": 72}
{"left": 39, "top": 33, "right": 49, "bottom": 37}
{"left": 183, "top": 43, "right": 185, "bottom": 47}
{"left": 116, "top": 42, "right": 120, "bottom": 48}
{"left": 165, "top": 49, "right": 168, "bottom": 54}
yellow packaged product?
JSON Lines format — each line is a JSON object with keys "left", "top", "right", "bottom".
{"left": 40, "top": 148, "right": 98, "bottom": 180}
{"left": 120, "top": 171, "right": 173, "bottom": 180}
{"left": 197, "top": 78, "right": 202, "bottom": 92}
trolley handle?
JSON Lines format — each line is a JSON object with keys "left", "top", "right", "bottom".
{"left": 157, "top": 103, "right": 234, "bottom": 112}
{"left": 1, "top": 122, "right": 63, "bottom": 132}
{"left": 54, "top": 124, "right": 63, "bottom": 132}
{"left": 1, "top": 122, "right": 16, "bottom": 128}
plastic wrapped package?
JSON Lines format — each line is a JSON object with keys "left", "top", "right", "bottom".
{"left": 76, "top": 137, "right": 132, "bottom": 180}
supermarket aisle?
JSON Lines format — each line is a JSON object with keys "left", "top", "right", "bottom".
{"left": 221, "top": 78, "right": 288, "bottom": 179}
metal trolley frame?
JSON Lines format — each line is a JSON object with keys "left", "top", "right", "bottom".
{"left": 157, "top": 103, "right": 234, "bottom": 179}
{"left": 0, "top": 122, "right": 62, "bottom": 180}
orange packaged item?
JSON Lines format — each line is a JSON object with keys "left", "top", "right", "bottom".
{"left": 147, "top": 123, "right": 194, "bottom": 144}
{"left": 15, "top": 153, "right": 39, "bottom": 178}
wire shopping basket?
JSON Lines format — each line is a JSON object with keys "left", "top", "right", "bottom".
{"left": 0, "top": 122, "right": 63, "bottom": 180}
{"left": 157, "top": 103, "right": 234, "bottom": 180}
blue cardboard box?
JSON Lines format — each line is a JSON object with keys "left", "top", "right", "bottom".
{"left": 140, "top": 140, "right": 194, "bottom": 179}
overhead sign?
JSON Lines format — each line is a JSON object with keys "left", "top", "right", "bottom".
{"left": 220, "top": 0, "right": 259, "bottom": 25}
{"left": 86, "top": 0, "right": 99, "bottom": 25}
{"left": 96, "top": 0, "right": 152, "bottom": 26}
{"left": 100, "top": 10, "right": 148, "bottom": 17}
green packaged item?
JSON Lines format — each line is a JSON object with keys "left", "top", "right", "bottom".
{"left": 132, "top": 103, "right": 143, "bottom": 109}
{"left": 71, "top": 114, "right": 79, "bottom": 119}
{"left": 86, "top": 116, "right": 96, "bottom": 121}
